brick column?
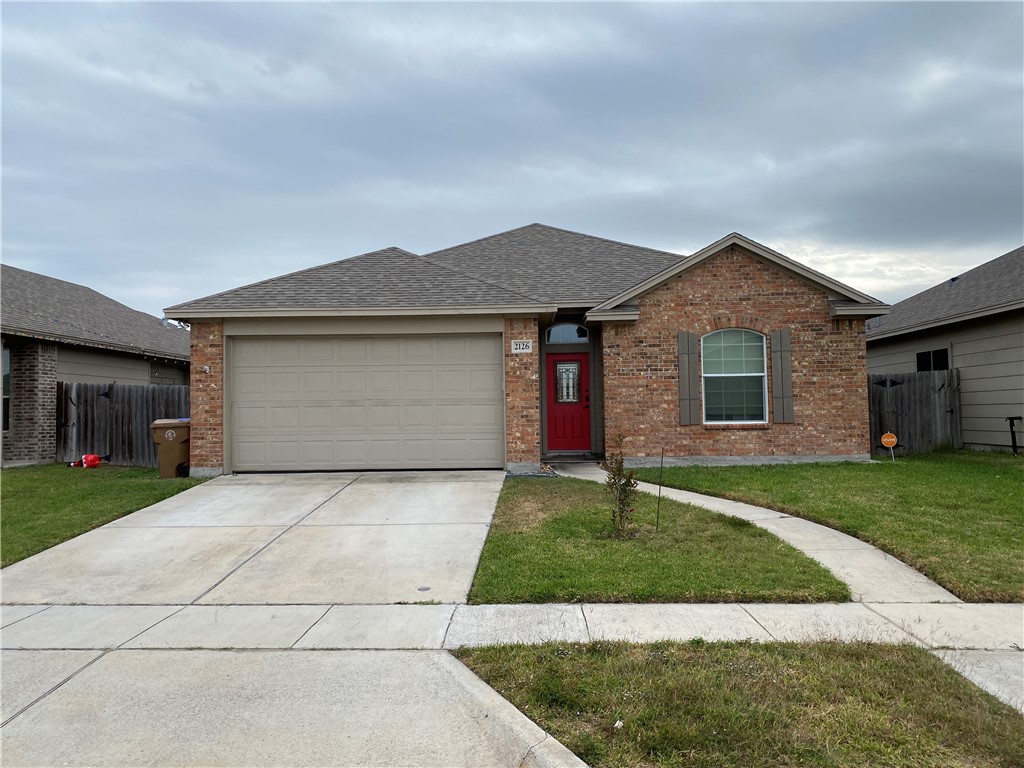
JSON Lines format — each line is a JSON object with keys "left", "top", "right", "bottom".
{"left": 2, "top": 341, "right": 57, "bottom": 465}
{"left": 188, "top": 321, "right": 225, "bottom": 477}
{"left": 504, "top": 316, "right": 541, "bottom": 473}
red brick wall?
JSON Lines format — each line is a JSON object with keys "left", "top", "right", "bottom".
{"left": 188, "top": 320, "right": 224, "bottom": 474}
{"left": 1, "top": 339, "right": 57, "bottom": 464}
{"left": 602, "top": 246, "right": 869, "bottom": 458}
{"left": 504, "top": 317, "right": 541, "bottom": 467}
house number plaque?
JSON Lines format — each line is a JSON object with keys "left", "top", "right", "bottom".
{"left": 510, "top": 340, "right": 533, "bottom": 354}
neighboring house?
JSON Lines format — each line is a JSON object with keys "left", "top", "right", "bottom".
{"left": 166, "top": 224, "right": 889, "bottom": 477}
{"left": 1, "top": 265, "right": 191, "bottom": 465}
{"left": 866, "top": 246, "right": 1024, "bottom": 452}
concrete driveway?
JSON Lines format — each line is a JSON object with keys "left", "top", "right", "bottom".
{"left": 1, "top": 471, "right": 586, "bottom": 768}
{"left": 1, "top": 471, "right": 500, "bottom": 606}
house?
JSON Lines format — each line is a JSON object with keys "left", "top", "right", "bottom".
{"left": 1, "top": 265, "right": 191, "bottom": 465}
{"left": 866, "top": 246, "right": 1024, "bottom": 452}
{"left": 165, "top": 224, "right": 889, "bottom": 477}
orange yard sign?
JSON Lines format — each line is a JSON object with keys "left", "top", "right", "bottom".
{"left": 881, "top": 433, "right": 897, "bottom": 448}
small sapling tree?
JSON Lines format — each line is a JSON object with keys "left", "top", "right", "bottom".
{"left": 602, "top": 439, "right": 638, "bottom": 538}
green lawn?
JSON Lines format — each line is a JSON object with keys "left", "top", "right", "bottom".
{"left": 468, "top": 477, "right": 849, "bottom": 604}
{"left": 456, "top": 641, "right": 1024, "bottom": 768}
{"left": 1, "top": 463, "right": 203, "bottom": 567}
{"left": 635, "top": 451, "right": 1024, "bottom": 602}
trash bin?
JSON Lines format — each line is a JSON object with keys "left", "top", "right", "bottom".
{"left": 151, "top": 418, "right": 190, "bottom": 478}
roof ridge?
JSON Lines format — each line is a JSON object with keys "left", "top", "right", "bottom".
{"left": 415, "top": 252, "right": 546, "bottom": 304}
{"left": 421, "top": 223, "right": 542, "bottom": 258}
{"left": 164, "top": 246, "right": 417, "bottom": 312}
{"left": 424, "top": 222, "right": 687, "bottom": 262}
{"left": 523, "top": 222, "right": 688, "bottom": 261}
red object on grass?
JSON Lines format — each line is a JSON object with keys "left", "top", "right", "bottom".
{"left": 69, "top": 454, "right": 105, "bottom": 468}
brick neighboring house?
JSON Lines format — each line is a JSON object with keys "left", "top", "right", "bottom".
{"left": 165, "top": 225, "right": 889, "bottom": 477}
{"left": 1, "top": 265, "right": 190, "bottom": 466}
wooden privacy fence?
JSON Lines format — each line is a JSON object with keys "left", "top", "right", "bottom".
{"left": 57, "top": 383, "right": 190, "bottom": 467}
{"left": 868, "top": 370, "right": 962, "bottom": 456}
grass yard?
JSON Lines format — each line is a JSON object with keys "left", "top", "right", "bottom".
{"left": 635, "top": 451, "right": 1024, "bottom": 602}
{"left": 467, "top": 477, "right": 849, "bottom": 604}
{"left": 1, "top": 463, "right": 203, "bottom": 567}
{"left": 456, "top": 640, "right": 1024, "bottom": 768}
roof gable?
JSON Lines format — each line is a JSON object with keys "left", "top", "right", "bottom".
{"left": 165, "top": 246, "right": 548, "bottom": 316}
{"left": 1, "top": 265, "right": 189, "bottom": 360}
{"left": 867, "top": 246, "right": 1024, "bottom": 339}
{"left": 589, "top": 232, "right": 888, "bottom": 319}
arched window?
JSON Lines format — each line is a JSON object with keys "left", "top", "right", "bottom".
{"left": 701, "top": 329, "right": 767, "bottom": 423}
{"left": 546, "top": 323, "right": 589, "bottom": 344}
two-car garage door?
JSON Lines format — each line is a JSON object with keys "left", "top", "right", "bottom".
{"left": 229, "top": 335, "right": 504, "bottom": 471}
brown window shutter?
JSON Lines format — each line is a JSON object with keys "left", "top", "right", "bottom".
{"left": 770, "top": 329, "right": 794, "bottom": 423}
{"left": 678, "top": 331, "right": 701, "bottom": 425}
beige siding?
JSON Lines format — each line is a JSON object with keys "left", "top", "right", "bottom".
{"left": 151, "top": 363, "right": 187, "bottom": 385}
{"left": 867, "top": 312, "right": 1024, "bottom": 450}
{"left": 224, "top": 316, "right": 504, "bottom": 337}
{"left": 56, "top": 347, "right": 150, "bottom": 385}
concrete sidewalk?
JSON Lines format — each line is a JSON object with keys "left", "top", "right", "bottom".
{"left": 4, "top": 601, "right": 1022, "bottom": 714}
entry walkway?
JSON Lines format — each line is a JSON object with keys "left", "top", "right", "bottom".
{"left": 553, "top": 462, "right": 961, "bottom": 604}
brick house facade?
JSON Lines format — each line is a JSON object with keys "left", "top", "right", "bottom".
{"left": 169, "top": 226, "right": 886, "bottom": 476}
{"left": 2, "top": 340, "right": 58, "bottom": 464}
{"left": 188, "top": 320, "right": 225, "bottom": 473}
{"left": 601, "top": 247, "right": 869, "bottom": 461}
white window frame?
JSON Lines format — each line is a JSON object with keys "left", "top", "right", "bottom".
{"left": 701, "top": 329, "right": 768, "bottom": 425}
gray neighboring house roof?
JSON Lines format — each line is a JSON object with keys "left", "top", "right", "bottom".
{"left": 867, "top": 246, "right": 1024, "bottom": 341}
{"left": 166, "top": 224, "right": 887, "bottom": 319}
{"left": 1, "top": 264, "right": 189, "bottom": 361}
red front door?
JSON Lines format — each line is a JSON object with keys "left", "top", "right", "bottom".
{"left": 546, "top": 353, "right": 591, "bottom": 452}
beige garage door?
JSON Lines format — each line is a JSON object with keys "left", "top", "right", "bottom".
{"left": 229, "top": 335, "right": 504, "bottom": 471}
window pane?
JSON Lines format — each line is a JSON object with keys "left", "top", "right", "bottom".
{"left": 916, "top": 351, "right": 932, "bottom": 372}
{"left": 703, "top": 330, "right": 764, "bottom": 375}
{"left": 932, "top": 348, "right": 949, "bottom": 370}
{"left": 555, "top": 362, "right": 580, "bottom": 403}
{"left": 704, "top": 375, "right": 765, "bottom": 421}
{"left": 547, "top": 324, "right": 589, "bottom": 344}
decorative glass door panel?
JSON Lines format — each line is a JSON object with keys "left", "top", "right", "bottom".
{"left": 546, "top": 353, "right": 591, "bottom": 451}
{"left": 555, "top": 362, "right": 580, "bottom": 403}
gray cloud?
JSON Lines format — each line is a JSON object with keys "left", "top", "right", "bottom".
{"left": 3, "top": 2, "right": 1021, "bottom": 316}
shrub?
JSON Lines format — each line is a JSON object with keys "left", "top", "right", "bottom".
{"left": 602, "top": 442, "right": 638, "bottom": 538}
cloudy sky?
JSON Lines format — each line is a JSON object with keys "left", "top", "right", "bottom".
{"left": 3, "top": 1, "right": 1022, "bottom": 319}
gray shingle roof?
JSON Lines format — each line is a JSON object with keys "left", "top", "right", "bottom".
{"left": 167, "top": 224, "right": 885, "bottom": 317}
{"left": 1, "top": 265, "right": 190, "bottom": 360}
{"left": 867, "top": 246, "right": 1024, "bottom": 338}
{"left": 165, "top": 247, "right": 543, "bottom": 313}
{"left": 424, "top": 223, "right": 684, "bottom": 304}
